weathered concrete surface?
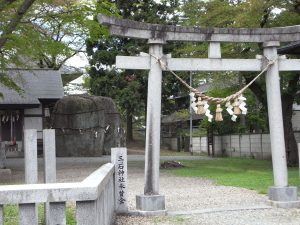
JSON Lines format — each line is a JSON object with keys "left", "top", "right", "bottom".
{"left": 136, "top": 194, "right": 166, "bottom": 211}
{"left": 76, "top": 200, "right": 99, "bottom": 225}
{"left": 49, "top": 202, "right": 66, "bottom": 225}
{"left": 0, "top": 163, "right": 114, "bottom": 204}
{"left": 0, "top": 205, "right": 3, "bottom": 225}
{"left": 24, "top": 129, "right": 38, "bottom": 184}
{"left": 142, "top": 40, "right": 165, "bottom": 210}
{"left": 19, "top": 203, "right": 38, "bottom": 225}
{"left": 0, "top": 143, "right": 6, "bottom": 169}
{"left": 98, "top": 14, "right": 300, "bottom": 43}
{"left": 43, "top": 129, "right": 56, "bottom": 183}
{"left": 116, "top": 56, "right": 300, "bottom": 72}
{"left": 268, "top": 200, "right": 300, "bottom": 208}
{"left": 268, "top": 186, "right": 298, "bottom": 202}
{"left": 43, "top": 129, "right": 57, "bottom": 225}
{"left": 76, "top": 174, "right": 115, "bottom": 225}
{"left": 263, "top": 42, "right": 288, "bottom": 188}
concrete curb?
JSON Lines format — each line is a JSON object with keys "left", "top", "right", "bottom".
{"left": 123, "top": 206, "right": 272, "bottom": 217}
{"left": 168, "top": 206, "right": 273, "bottom": 216}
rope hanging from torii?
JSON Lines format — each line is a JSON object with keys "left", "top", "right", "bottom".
{"left": 149, "top": 54, "right": 276, "bottom": 122}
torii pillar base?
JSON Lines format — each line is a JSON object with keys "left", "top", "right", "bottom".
{"left": 136, "top": 194, "right": 166, "bottom": 215}
{"left": 267, "top": 186, "right": 300, "bottom": 208}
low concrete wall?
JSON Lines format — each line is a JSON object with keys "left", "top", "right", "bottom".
{"left": 163, "top": 132, "right": 300, "bottom": 160}
{"left": 0, "top": 163, "right": 115, "bottom": 225}
{"left": 162, "top": 137, "right": 178, "bottom": 150}
{"left": 191, "top": 134, "right": 272, "bottom": 159}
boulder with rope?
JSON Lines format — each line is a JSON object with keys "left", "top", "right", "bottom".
{"left": 51, "top": 94, "right": 124, "bottom": 156}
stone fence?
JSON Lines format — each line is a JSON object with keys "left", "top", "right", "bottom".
{"left": 0, "top": 129, "right": 128, "bottom": 225}
{"left": 0, "top": 163, "right": 115, "bottom": 225}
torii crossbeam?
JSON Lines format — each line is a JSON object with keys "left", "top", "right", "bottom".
{"left": 98, "top": 15, "right": 300, "bottom": 212}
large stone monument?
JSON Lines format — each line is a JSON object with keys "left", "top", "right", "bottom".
{"left": 98, "top": 15, "right": 300, "bottom": 211}
{"left": 51, "top": 95, "right": 124, "bottom": 157}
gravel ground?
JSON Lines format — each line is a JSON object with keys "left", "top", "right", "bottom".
{"left": 115, "top": 162, "right": 300, "bottom": 225}
{"left": 2, "top": 157, "right": 300, "bottom": 225}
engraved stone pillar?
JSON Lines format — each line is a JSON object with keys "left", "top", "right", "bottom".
{"left": 111, "top": 147, "right": 128, "bottom": 213}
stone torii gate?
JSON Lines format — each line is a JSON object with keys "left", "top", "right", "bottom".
{"left": 98, "top": 15, "right": 300, "bottom": 212}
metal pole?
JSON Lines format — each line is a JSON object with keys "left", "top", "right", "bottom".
{"left": 189, "top": 71, "right": 193, "bottom": 155}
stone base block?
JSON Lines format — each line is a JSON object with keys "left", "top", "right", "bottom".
{"left": 129, "top": 209, "right": 167, "bottom": 216}
{"left": 268, "top": 186, "right": 298, "bottom": 201}
{"left": 267, "top": 200, "right": 300, "bottom": 208}
{"left": 136, "top": 194, "right": 165, "bottom": 212}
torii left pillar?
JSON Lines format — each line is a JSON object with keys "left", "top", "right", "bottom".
{"left": 136, "top": 39, "right": 166, "bottom": 214}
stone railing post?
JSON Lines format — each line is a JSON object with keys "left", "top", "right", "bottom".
{"left": 0, "top": 205, "right": 3, "bottom": 225}
{"left": 43, "top": 129, "right": 66, "bottom": 225}
{"left": 0, "top": 142, "right": 6, "bottom": 169}
{"left": 298, "top": 143, "right": 300, "bottom": 179}
{"left": 20, "top": 129, "right": 38, "bottom": 225}
{"left": 111, "top": 147, "right": 128, "bottom": 213}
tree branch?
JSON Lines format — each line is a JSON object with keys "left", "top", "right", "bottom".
{"left": 0, "top": 0, "right": 36, "bottom": 50}
{"left": 55, "top": 51, "right": 79, "bottom": 70}
{"left": 243, "top": 74, "right": 266, "bottom": 104}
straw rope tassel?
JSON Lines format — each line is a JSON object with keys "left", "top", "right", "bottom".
{"left": 196, "top": 97, "right": 206, "bottom": 114}
{"left": 233, "top": 98, "right": 241, "bottom": 115}
{"left": 215, "top": 104, "right": 223, "bottom": 121}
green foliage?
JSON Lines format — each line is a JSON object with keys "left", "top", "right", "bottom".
{"left": 0, "top": 0, "right": 117, "bottom": 97}
{"left": 0, "top": 0, "right": 116, "bottom": 70}
{"left": 178, "top": 0, "right": 300, "bottom": 136}
{"left": 0, "top": 73, "right": 23, "bottom": 96}
{"left": 200, "top": 87, "right": 268, "bottom": 134}
{"left": 176, "top": 109, "right": 190, "bottom": 120}
{"left": 88, "top": 0, "right": 181, "bottom": 136}
{"left": 3, "top": 203, "right": 77, "bottom": 225}
{"left": 170, "top": 158, "right": 300, "bottom": 194}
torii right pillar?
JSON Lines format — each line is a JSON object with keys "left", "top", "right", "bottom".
{"left": 263, "top": 41, "right": 300, "bottom": 208}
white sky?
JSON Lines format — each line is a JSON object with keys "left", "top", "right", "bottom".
{"left": 65, "top": 52, "right": 89, "bottom": 68}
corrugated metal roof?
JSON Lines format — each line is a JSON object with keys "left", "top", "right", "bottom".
{"left": 0, "top": 69, "right": 63, "bottom": 106}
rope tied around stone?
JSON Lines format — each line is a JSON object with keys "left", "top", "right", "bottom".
{"left": 151, "top": 54, "right": 276, "bottom": 104}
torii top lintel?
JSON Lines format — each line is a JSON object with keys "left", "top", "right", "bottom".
{"left": 98, "top": 14, "right": 300, "bottom": 43}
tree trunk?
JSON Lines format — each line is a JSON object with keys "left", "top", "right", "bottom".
{"left": 126, "top": 108, "right": 134, "bottom": 142}
{"left": 282, "top": 94, "right": 298, "bottom": 166}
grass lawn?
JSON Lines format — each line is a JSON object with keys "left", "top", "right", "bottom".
{"left": 166, "top": 158, "right": 300, "bottom": 194}
{"left": 3, "top": 203, "right": 76, "bottom": 225}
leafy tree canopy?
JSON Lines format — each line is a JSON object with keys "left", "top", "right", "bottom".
{"left": 0, "top": 0, "right": 116, "bottom": 70}
{"left": 87, "top": 0, "right": 181, "bottom": 141}
{"left": 179, "top": 0, "right": 300, "bottom": 164}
